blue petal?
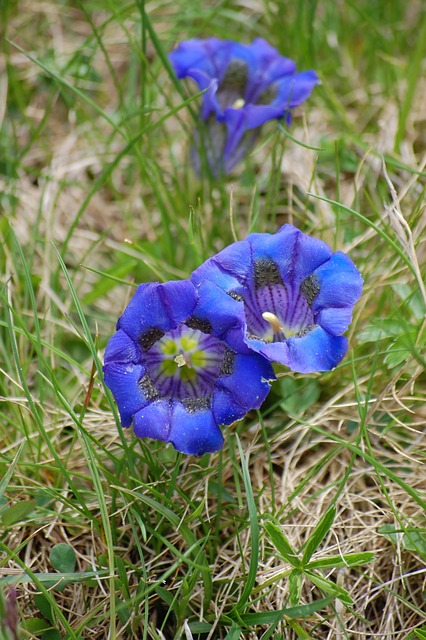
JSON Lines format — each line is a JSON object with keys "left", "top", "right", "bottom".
{"left": 103, "top": 362, "right": 148, "bottom": 427}
{"left": 312, "top": 252, "right": 363, "bottom": 312}
{"left": 118, "top": 280, "right": 198, "bottom": 343}
{"left": 212, "top": 386, "right": 248, "bottom": 425}
{"left": 223, "top": 109, "right": 247, "bottom": 161}
{"left": 193, "top": 280, "right": 248, "bottom": 352}
{"left": 273, "top": 70, "right": 319, "bottom": 109}
{"left": 285, "top": 327, "right": 348, "bottom": 373}
{"left": 248, "top": 225, "right": 332, "bottom": 286}
{"left": 104, "top": 329, "right": 141, "bottom": 364}
{"left": 217, "top": 352, "right": 275, "bottom": 409}
{"left": 169, "top": 38, "right": 231, "bottom": 80}
{"left": 317, "top": 306, "right": 355, "bottom": 336}
{"left": 192, "top": 238, "right": 252, "bottom": 287}
{"left": 168, "top": 403, "right": 224, "bottom": 455}
{"left": 133, "top": 400, "right": 171, "bottom": 442}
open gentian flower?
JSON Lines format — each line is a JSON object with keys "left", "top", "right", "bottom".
{"left": 169, "top": 38, "right": 319, "bottom": 174}
{"left": 191, "top": 225, "right": 363, "bottom": 373}
{"left": 103, "top": 280, "right": 274, "bottom": 455}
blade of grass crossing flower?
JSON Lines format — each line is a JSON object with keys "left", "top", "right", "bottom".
{"left": 301, "top": 507, "right": 336, "bottom": 565}
{"left": 231, "top": 437, "right": 260, "bottom": 614}
{"left": 278, "top": 123, "right": 325, "bottom": 152}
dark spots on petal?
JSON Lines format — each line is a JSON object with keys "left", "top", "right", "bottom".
{"left": 254, "top": 259, "right": 283, "bottom": 289}
{"left": 181, "top": 395, "right": 212, "bottom": 414}
{"left": 185, "top": 316, "right": 212, "bottom": 334}
{"left": 295, "top": 324, "right": 317, "bottom": 338}
{"left": 246, "top": 332, "right": 267, "bottom": 343}
{"left": 139, "top": 327, "right": 165, "bottom": 351}
{"left": 220, "top": 348, "right": 236, "bottom": 376}
{"left": 138, "top": 373, "right": 160, "bottom": 401}
{"left": 217, "top": 60, "right": 248, "bottom": 108}
{"left": 227, "top": 291, "right": 244, "bottom": 302}
{"left": 255, "top": 84, "right": 278, "bottom": 106}
{"left": 300, "top": 274, "right": 320, "bottom": 306}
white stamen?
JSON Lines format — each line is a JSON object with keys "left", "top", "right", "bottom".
{"left": 232, "top": 98, "right": 245, "bottom": 109}
{"left": 262, "top": 311, "right": 283, "bottom": 334}
{"left": 174, "top": 353, "right": 192, "bottom": 368}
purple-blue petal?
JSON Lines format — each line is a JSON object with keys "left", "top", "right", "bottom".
{"left": 169, "top": 403, "right": 224, "bottom": 455}
{"left": 316, "top": 306, "right": 355, "bottom": 336}
{"left": 193, "top": 280, "right": 247, "bottom": 351}
{"left": 217, "top": 352, "right": 275, "bottom": 409}
{"left": 133, "top": 400, "right": 171, "bottom": 442}
{"left": 248, "top": 225, "right": 332, "bottom": 286}
{"left": 212, "top": 386, "right": 247, "bottom": 426}
{"left": 117, "top": 280, "right": 198, "bottom": 343}
{"left": 285, "top": 327, "right": 348, "bottom": 373}
{"left": 273, "top": 70, "right": 319, "bottom": 109}
{"left": 103, "top": 362, "right": 148, "bottom": 427}
{"left": 192, "top": 238, "right": 253, "bottom": 287}
{"left": 312, "top": 252, "right": 363, "bottom": 312}
{"left": 104, "top": 328, "right": 141, "bottom": 364}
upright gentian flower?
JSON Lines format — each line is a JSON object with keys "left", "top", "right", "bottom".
{"left": 169, "top": 38, "right": 319, "bottom": 174}
{"left": 103, "top": 280, "right": 274, "bottom": 455}
{"left": 191, "top": 225, "right": 363, "bottom": 373}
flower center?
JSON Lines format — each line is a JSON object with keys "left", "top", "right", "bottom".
{"left": 217, "top": 60, "right": 248, "bottom": 111}
{"left": 142, "top": 325, "right": 234, "bottom": 403}
{"left": 235, "top": 259, "right": 319, "bottom": 343}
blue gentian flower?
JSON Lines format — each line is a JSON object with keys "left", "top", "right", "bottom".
{"left": 103, "top": 280, "right": 275, "bottom": 455}
{"left": 169, "top": 38, "right": 319, "bottom": 174}
{"left": 191, "top": 225, "right": 363, "bottom": 373}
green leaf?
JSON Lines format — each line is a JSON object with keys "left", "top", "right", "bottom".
{"left": 288, "top": 569, "right": 303, "bottom": 607}
{"left": 21, "top": 617, "right": 52, "bottom": 634}
{"left": 2, "top": 500, "right": 36, "bottom": 526}
{"left": 357, "top": 319, "right": 406, "bottom": 343}
{"left": 34, "top": 593, "right": 55, "bottom": 623}
{"left": 306, "top": 552, "right": 375, "bottom": 570}
{"left": 50, "top": 544, "right": 76, "bottom": 574}
{"left": 224, "top": 624, "right": 242, "bottom": 640}
{"left": 379, "top": 525, "right": 426, "bottom": 559}
{"left": 279, "top": 377, "right": 320, "bottom": 416}
{"left": 264, "top": 521, "right": 300, "bottom": 568}
{"left": 306, "top": 571, "right": 353, "bottom": 606}
{"left": 240, "top": 597, "right": 334, "bottom": 624}
{"left": 0, "top": 570, "right": 107, "bottom": 587}
{"left": 301, "top": 508, "right": 336, "bottom": 565}
{"left": 41, "top": 630, "right": 62, "bottom": 640}
{"left": 414, "top": 628, "right": 426, "bottom": 639}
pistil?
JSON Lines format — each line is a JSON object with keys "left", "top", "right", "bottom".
{"left": 232, "top": 98, "right": 246, "bottom": 109}
{"left": 174, "top": 353, "right": 192, "bottom": 368}
{"left": 262, "top": 311, "right": 283, "bottom": 334}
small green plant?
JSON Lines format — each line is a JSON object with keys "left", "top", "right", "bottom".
{"left": 264, "top": 507, "right": 374, "bottom": 607}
